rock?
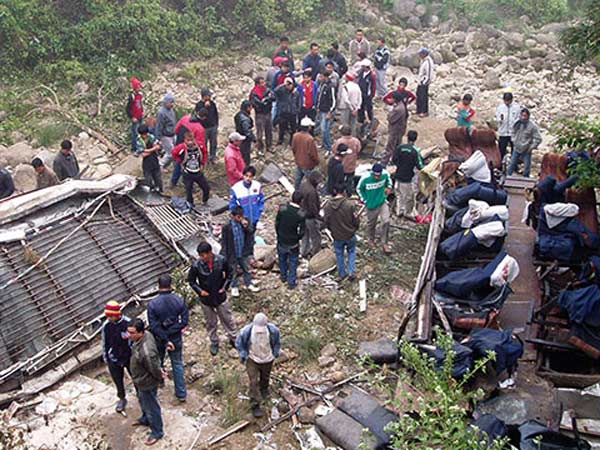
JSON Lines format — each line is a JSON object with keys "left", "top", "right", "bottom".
{"left": 528, "top": 47, "right": 548, "bottom": 58}
{"left": 392, "top": 0, "right": 416, "bottom": 18}
{"left": 238, "top": 59, "right": 256, "bottom": 77}
{"left": 436, "top": 66, "right": 450, "bottom": 78}
{"left": 392, "top": 44, "right": 421, "bottom": 69}
{"left": 93, "top": 156, "right": 109, "bottom": 165}
{"left": 449, "top": 31, "right": 466, "bottom": 43}
{"left": 10, "top": 130, "right": 25, "bottom": 143}
{"left": 35, "top": 149, "right": 56, "bottom": 167}
{"left": 330, "top": 371, "right": 346, "bottom": 383}
{"left": 78, "top": 131, "right": 90, "bottom": 141}
{"left": 540, "top": 22, "right": 568, "bottom": 34}
{"left": 431, "top": 50, "right": 443, "bottom": 65}
{"left": 525, "top": 38, "right": 537, "bottom": 48}
{"left": 298, "top": 407, "right": 317, "bottom": 424}
{"left": 414, "top": 4, "right": 426, "bottom": 17}
{"left": 0, "top": 110, "right": 7, "bottom": 122}
{"left": 466, "top": 31, "right": 489, "bottom": 50}
{"left": 308, "top": 248, "right": 336, "bottom": 274}
{"left": 482, "top": 69, "right": 501, "bottom": 90}
{"left": 113, "top": 154, "right": 142, "bottom": 177}
{"left": 13, "top": 163, "right": 37, "bottom": 193}
{"left": 535, "top": 33, "right": 558, "bottom": 46}
{"left": 454, "top": 44, "right": 468, "bottom": 57}
{"left": 320, "top": 343, "right": 337, "bottom": 358}
{"left": 481, "top": 24, "right": 502, "bottom": 39}
{"left": 357, "top": 338, "right": 398, "bottom": 364}
{"left": 439, "top": 43, "right": 458, "bottom": 63}
{"left": 6, "top": 142, "right": 37, "bottom": 167}
{"left": 318, "top": 356, "right": 335, "bottom": 368}
{"left": 504, "top": 32, "right": 524, "bottom": 50}
{"left": 406, "top": 15, "right": 422, "bottom": 30}
{"left": 423, "top": 14, "right": 439, "bottom": 28}
{"left": 87, "top": 146, "right": 106, "bottom": 160}
{"left": 94, "top": 163, "right": 112, "bottom": 179}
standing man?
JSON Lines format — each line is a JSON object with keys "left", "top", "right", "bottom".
{"left": 221, "top": 206, "right": 260, "bottom": 297}
{"left": 224, "top": 132, "right": 247, "bottom": 186}
{"left": 234, "top": 100, "right": 256, "bottom": 166}
{"left": 188, "top": 242, "right": 237, "bottom": 356}
{"left": 292, "top": 117, "right": 320, "bottom": 190}
{"left": 200, "top": 88, "right": 219, "bottom": 164}
{"left": 275, "top": 191, "right": 306, "bottom": 290}
{"left": 349, "top": 29, "right": 371, "bottom": 64}
{"left": 230, "top": 165, "right": 266, "bottom": 245}
{"left": 316, "top": 70, "right": 336, "bottom": 154}
{"left": 128, "top": 318, "right": 164, "bottom": 446}
{"left": 324, "top": 186, "right": 360, "bottom": 281}
{"left": 383, "top": 77, "right": 416, "bottom": 106}
{"left": 173, "top": 131, "right": 210, "bottom": 206}
{"left": 299, "top": 171, "right": 322, "bottom": 259}
{"left": 53, "top": 140, "right": 80, "bottom": 181}
{"left": 236, "top": 313, "right": 281, "bottom": 418}
{"left": 327, "top": 144, "right": 348, "bottom": 196}
{"left": 507, "top": 108, "right": 542, "bottom": 178}
{"left": 250, "top": 76, "right": 274, "bottom": 155}
{"left": 357, "top": 60, "right": 377, "bottom": 127}
{"left": 373, "top": 37, "right": 391, "bottom": 99}
{"left": 392, "top": 130, "right": 423, "bottom": 219}
{"left": 275, "top": 78, "right": 300, "bottom": 146}
{"left": 297, "top": 69, "right": 318, "bottom": 122}
{"left": 127, "top": 77, "right": 144, "bottom": 152}
{"left": 156, "top": 92, "right": 176, "bottom": 170}
{"left": 495, "top": 92, "right": 520, "bottom": 162}
{"left": 173, "top": 102, "right": 207, "bottom": 187}
{"left": 333, "top": 125, "right": 361, "bottom": 196}
{"left": 302, "top": 43, "right": 322, "bottom": 81}
{"left": 101, "top": 300, "right": 131, "bottom": 413}
{"left": 417, "top": 48, "right": 435, "bottom": 118}
{"left": 337, "top": 74, "right": 362, "bottom": 137}
{"left": 273, "top": 36, "right": 295, "bottom": 71}
{"left": 31, "top": 157, "right": 58, "bottom": 189}
{"left": 357, "top": 163, "right": 393, "bottom": 253}
{"left": 0, "top": 167, "right": 14, "bottom": 199}
{"left": 147, "top": 274, "right": 189, "bottom": 403}
{"left": 384, "top": 91, "right": 408, "bottom": 164}
{"left": 135, "top": 124, "right": 163, "bottom": 192}
{"left": 330, "top": 42, "right": 348, "bottom": 76}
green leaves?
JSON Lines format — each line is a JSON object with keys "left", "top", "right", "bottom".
{"left": 561, "top": 1, "right": 600, "bottom": 66}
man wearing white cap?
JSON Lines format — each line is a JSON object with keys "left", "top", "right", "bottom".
{"left": 357, "top": 59, "right": 376, "bottom": 126}
{"left": 292, "top": 117, "right": 320, "bottom": 190}
{"left": 236, "top": 313, "right": 281, "bottom": 418}
{"left": 224, "top": 132, "right": 247, "bottom": 186}
{"left": 417, "top": 48, "right": 435, "bottom": 117}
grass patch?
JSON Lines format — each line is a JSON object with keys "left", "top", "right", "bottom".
{"left": 208, "top": 368, "right": 247, "bottom": 427}
{"left": 288, "top": 332, "right": 322, "bottom": 363}
{"left": 35, "top": 122, "right": 75, "bottom": 147}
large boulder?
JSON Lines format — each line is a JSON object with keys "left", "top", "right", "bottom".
{"left": 449, "top": 31, "right": 467, "bottom": 43}
{"left": 439, "top": 43, "right": 458, "bottom": 63}
{"left": 528, "top": 47, "right": 548, "bottom": 58}
{"left": 535, "top": 33, "right": 558, "bottom": 46}
{"left": 540, "top": 22, "right": 569, "bottom": 34}
{"left": 414, "top": 4, "right": 427, "bottom": 17}
{"left": 392, "top": 45, "right": 421, "bottom": 69}
{"left": 5, "top": 142, "right": 38, "bottom": 167}
{"left": 406, "top": 15, "right": 422, "bottom": 30}
{"left": 423, "top": 14, "right": 439, "bottom": 28}
{"left": 482, "top": 69, "right": 501, "bottom": 91}
{"left": 35, "top": 149, "right": 56, "bottom": 167}
{"left": 13, "top": 163, "right": 37, "bottom": 193}
{"left": 504, "top": 32, "right": 524, "bottom": 50}
{"left": 466, "top": 31, "right": 489, "bottom": 50}
{"left": 308, "top": 249, "right": 336, "bottom": 274}
{"left": 393, "top": 0, "right": 416, "bottom": 18}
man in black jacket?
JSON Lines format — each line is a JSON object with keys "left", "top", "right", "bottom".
{"left": 392, "top": 130, "right": 423, "bottom": 218}
{"left": 316, "top": 71, "right": 336, "bottom": 154}
{"left": 234, "top": 100, "right": 256, "bottom": 166}
{"left": 299, "top": 171, "right": 322, "bottom": 259}
{"left": 147, "top": 274, "right": 189, "bottom": 402}
{"left": 274, "top": 78, "right": 300, "bottom": 146}
{"left": 327, "top": 144, "right": 347, "bottom": 195}
{"left": 250, "top": 77, "right": 274, "bottom": 154}
{"left": 275, "top": 191, "right": 306, "bottom": 289}
{"left": 200, "top": 88, "right": 219, "bottom": 164}
{"left": 221, "top": 206, "right": 260, "bottom": 298}
{"left": 330, "top": 42, "right": 348, "bottom": 76}
{"left": 53, "top": 140, "right": 80, "bottom": 181}
{"left": 188, "top": 242, "right": 237, "bottom": 356}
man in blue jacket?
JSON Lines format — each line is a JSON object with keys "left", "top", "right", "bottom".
{"left": 236, "top": 313, "right": 281, "bottom": 418}
{"left": 147, "top": 274, "right": 189, "bottom": 402}
{"left": 303, "top": 43, "right": 322, "bottom": 81}
{"left": 230, "top": 166, "right": 265, "bottom": 260}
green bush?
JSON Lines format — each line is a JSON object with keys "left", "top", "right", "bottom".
{"left": 561, "top": 1, "right": 600, "bottom": 66}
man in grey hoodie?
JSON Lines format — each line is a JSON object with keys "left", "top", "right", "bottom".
{"left": 157, "top": 92, "right": 177, "bottom": 169}
{"left": 507, "top": 108, "right": 542, "bottom": 178}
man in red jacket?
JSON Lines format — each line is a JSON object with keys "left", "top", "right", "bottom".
{"left": 171, "top": 102, "right": 207, "bottom": 187}
{"left": 224, "top": 132, "right": 247, "bottom": 186}
{"left": 127, "top": 77, "right": 144, "bottom": 152}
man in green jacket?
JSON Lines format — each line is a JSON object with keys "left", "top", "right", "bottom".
{"left": 128, "top": 318, "right": 164, "bottom": 445}
{"left": 357, "top": 163, "right": 393, "bottom": 253}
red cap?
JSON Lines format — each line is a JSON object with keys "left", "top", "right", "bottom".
{"left": 130, "top": 77, "right": 143, "bottom": 90}
{"left": 273, "top": 57, "right": 288, "bottom": 66}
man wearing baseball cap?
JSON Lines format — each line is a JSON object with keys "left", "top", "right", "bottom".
{"left": 236, "top": 313, "right": 281, "bottom": 418}
{"left": 101, "top": 301, "right": 132, "bottom": 413}
{"left": 357, "top": 163, "right": 393, "bottom": 253}
{"left": 224, "top": 132, "right": 247, "bottom": 186}
{"left": 292, "top": 117, "right": 320, "bottom": 190}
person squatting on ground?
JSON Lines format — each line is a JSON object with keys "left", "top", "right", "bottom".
{"left": 275, "top": 191, "right": 306, "bottom": 290}
{"left": 128, "top": 318, "right": 164, "bottom": 446}
{"left": 147, "top": 274, "right": 189, "bottom": 402}
{"left": 188, "top": 242, "right": 237, "bottom": 356}
{"left": 101, "top": 301, "right": 131, "bottom": 414}
{"left": 236, "top": 313, "right": 281, "bottom": 418}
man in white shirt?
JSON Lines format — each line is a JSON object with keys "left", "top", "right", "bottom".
{"left": 416, "top": 48, "right": 435, "bottom": 117}
{"left": 495, "top": 92, "right": 521, "bottom": 161}
{"left": 337, "top": 73, "right": 363, "bottom": 137}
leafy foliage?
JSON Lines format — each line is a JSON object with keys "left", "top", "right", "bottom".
{"left": 385, "top": 334, "right": 513, "bottom": 450}
{"left": 561, "top": 0, "right": 600, "bottom": 66}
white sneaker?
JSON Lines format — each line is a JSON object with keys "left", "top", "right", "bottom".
{"left": 231, "top": 287, "right": 240, "bottom": 297}
{"left": 247, "top": 284, "right": 260, "bottom": 293}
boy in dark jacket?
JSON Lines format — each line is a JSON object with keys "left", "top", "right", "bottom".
{"left": 324, "top": 186, "right": 360, "bottom": 281}
{"left": 200, "top": 88, "right": 219, "bottom": 163}
{"left": 221, "top": 206, "right": 260, "bottom": 298}
{"left": 250, "top": 77, "right": 274, "bottom": 154}
{"left": 101, "top": 301, "right": 131, "bottom": 413}
{"left": 234, "top": 100, "right": 256, "bottom": 166}
{"left": 275, "top": 192, "right": 306, "bottom": 289}
{"left": 188, "top": 242, "right": 237, "bottom": 356}
{"left": 147, "top": 274, "right": 189, "bottom": 402}
{"left": 299, "top": 171, "right": 322, "bottom": 259}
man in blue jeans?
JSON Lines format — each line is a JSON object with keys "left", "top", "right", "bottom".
{"left": 275, "top": 191, "right": 306, "bottom": 289}
{"left": 324, "top": 185, "right": 360, "bottom": 281}
{"left": 316, "top": 70, "right": 336, "bottom": 154}
{"left": 147, "top": 274, "right": 189, "bottom": 402}
{"left": 128, "top": 318, "right": 164, "bottom": 446}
